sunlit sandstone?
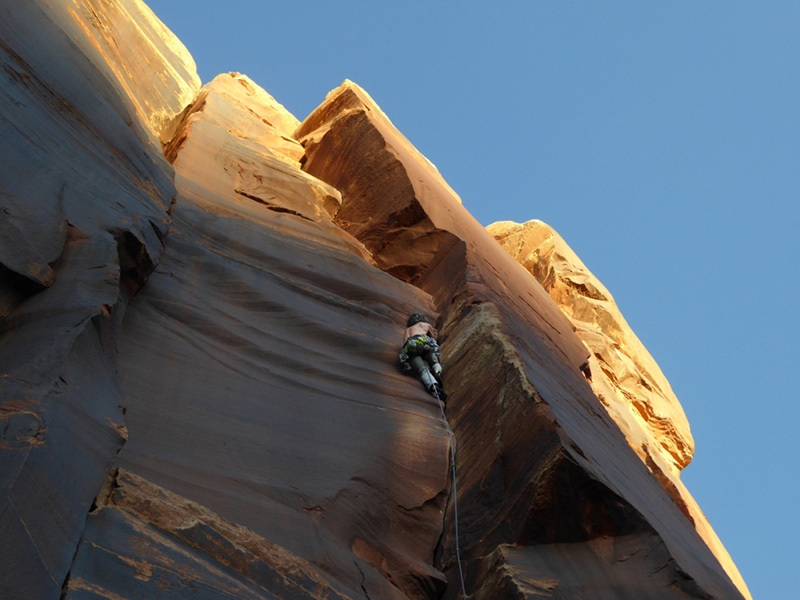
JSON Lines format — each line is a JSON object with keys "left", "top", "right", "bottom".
{"left": 0, "top": 2, "right": 750, "bottom": 599}
{"left": 488, "top": 219, "right": 748, "bottom": 598}
{"left": 297, "top": 80, "right": 750, "bottom": 600}
{"left": 487, "top": 219, "right": 694, "bottom": 475}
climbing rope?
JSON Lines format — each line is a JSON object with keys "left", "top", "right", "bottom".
{"left": 434, "top": 388, "right": 468, "bottom": 599}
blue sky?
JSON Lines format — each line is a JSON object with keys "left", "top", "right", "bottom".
{"left": 146, "top": 2, "right": 798, "bottom": 597}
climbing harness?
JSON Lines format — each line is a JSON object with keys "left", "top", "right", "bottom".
{"left": 433, "top": 386, "right": 468, "bottom": 599}
{"left": 399, "top": 335, "right": 439, "bottom": 365}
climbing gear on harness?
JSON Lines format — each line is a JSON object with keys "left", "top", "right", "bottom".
{"left": 404, "top": 334, "right": 436, "bottom": 353}
{"left": 399, "top": 335, "right": 440, "bottom": 367}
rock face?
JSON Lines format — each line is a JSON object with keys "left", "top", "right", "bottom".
{"left": 0, "top": 2, "right": 750, "bottom": 600}
{"left": 486, "top": 220, "right": 694, "bottom": 477}
{"left": 486, "top": 219, "right": 747, "bottom": 597}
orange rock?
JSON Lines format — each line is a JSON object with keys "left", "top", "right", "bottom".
{"left": 0, "top": 2, "right": 751, "bottom": 598}
{"left": 298, "top": 79, "right": 751, "bottom": 600}
{"left": 488, "top": 219, "right": 749, "bottom": 599}
{"left": 100, "top": 71, "right": 450, "bottom": 600}
{"left": 488, "top": 219, "right": 694, "bottom": 475}
{"left": 167, "top": 72, "right": 346, "bottom": 225}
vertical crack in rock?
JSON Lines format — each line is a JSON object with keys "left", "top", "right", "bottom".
{"left": 0, "top": 2, "right": 751, "bottom": 599}
{"left": 95, "top": 56, "right": 447, "bottom": 600}
{"left": 89, "top": 467, "right": 121, "bottom": 514}
{"left": 295, "top": 80, "right": 750, "bottom": 600}
{"left": 163, "top": 89, "right": 209, "bottom": 164}
{"left": 59, "top": 467, "right": 122, "bottom": 600}
{"left": 354, "top": 560, "right": 372, "bottom": 600}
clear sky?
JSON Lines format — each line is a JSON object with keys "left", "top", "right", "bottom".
{"left": 146, "top": 2, "right": 798, "bottom": 597}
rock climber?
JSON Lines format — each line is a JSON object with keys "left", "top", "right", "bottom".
{"left": 399, "top": 312, "right": 446, "bottom": 400}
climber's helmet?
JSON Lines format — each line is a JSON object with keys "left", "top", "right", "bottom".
{"left": 406, "top": 313, "right": 428, "bottom": 327}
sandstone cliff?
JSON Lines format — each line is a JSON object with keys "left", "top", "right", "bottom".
{"left": 0, "top": 2, "right": 750, "bottom": 599}
{"left": 486, "top": 219, "right": 747, "bottom": 598}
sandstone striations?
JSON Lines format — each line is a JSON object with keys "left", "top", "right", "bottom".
{"left": 0, "top": 1, "right": 750, "bottom": 599}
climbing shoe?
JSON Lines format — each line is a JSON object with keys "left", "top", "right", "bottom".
{"left": 429, "top": 383, "right": 447, "bottom": 402}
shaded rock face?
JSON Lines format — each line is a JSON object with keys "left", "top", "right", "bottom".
{"left": 1, "top": 1, "right": 195, "bottom": 597}
{"left": 0, "top": 3, "right": 749, "bottom": 600}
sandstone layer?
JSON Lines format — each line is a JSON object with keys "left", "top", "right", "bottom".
{"left": 487, "top": 219, "right": 694, "bottom": 475}
{"left": 1, "top": 1, "right": 196, "bottom": 597}
{"left": 487, "top": 218, "right": 747, "bottom": 597}
{"left": 0, "top": 2, "right": 750, "bottom": 599}
{"left": 297, "top": 81, "right": 750, "bottom": 600}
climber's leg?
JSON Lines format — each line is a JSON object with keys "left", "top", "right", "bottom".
{"left": 410, "top": 356, "right": 444, "bottom": 399}
{"left": 424, "top": 350, "right": 442, "bottom": 382}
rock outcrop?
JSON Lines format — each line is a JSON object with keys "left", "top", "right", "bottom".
{"left": 487, "top": 219, "right": 747, "bottom": 597}
{"left": 0, "top": 1, "right": 750, "bottom": 599}
{"left": 488, "top": 220, "right": 693, "bottom": 472}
